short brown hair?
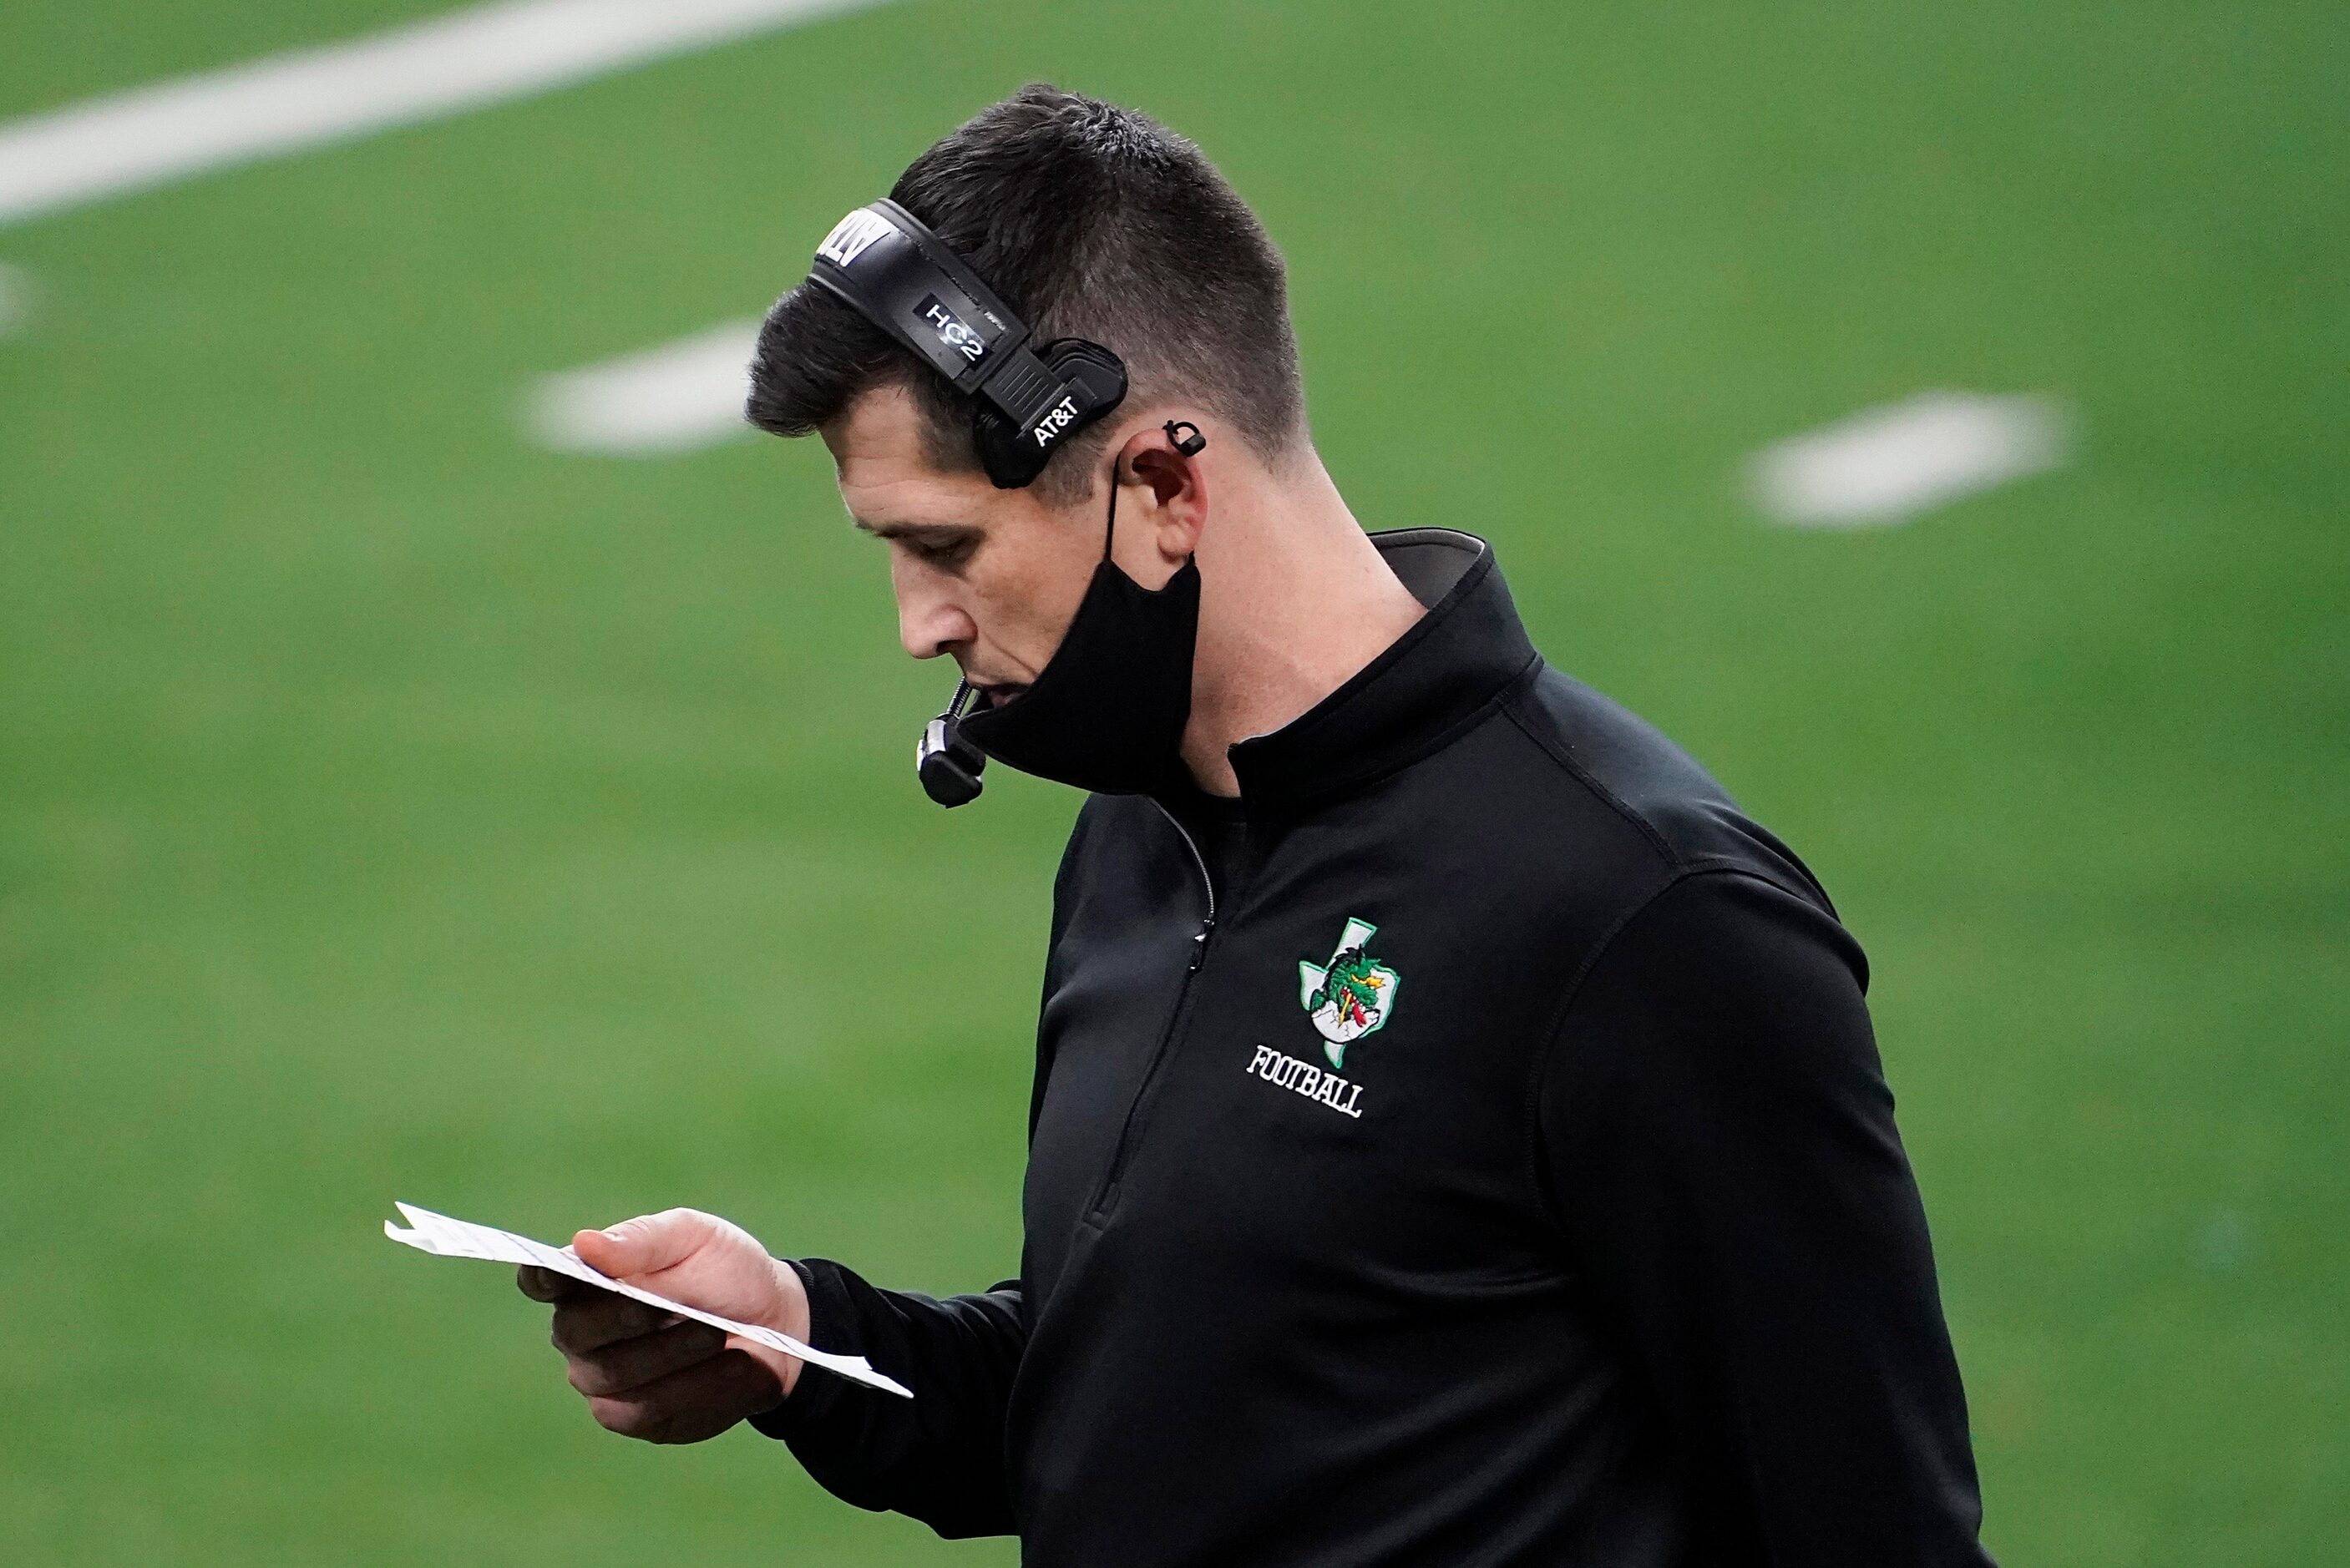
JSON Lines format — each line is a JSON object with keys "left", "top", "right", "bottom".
{"left": 747, "top": 85, "right": 1305, "bottom": 502}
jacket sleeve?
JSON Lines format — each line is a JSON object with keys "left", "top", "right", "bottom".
{"left": 1539, "top": 869, "right": 1996, "bottom": 1565}
{"left": 747, "top": 1262, "right": 1024, "bottom": 1538}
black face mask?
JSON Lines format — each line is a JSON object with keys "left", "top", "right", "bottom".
{"left": 954, "top": 457, "right": 1202, "bottom": 797}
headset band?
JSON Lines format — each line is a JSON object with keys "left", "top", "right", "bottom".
{"left": 808, "top": 200, "right": 1076, "bottom": 440}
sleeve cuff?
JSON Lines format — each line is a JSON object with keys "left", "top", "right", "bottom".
{"left": 747, "top": 1257, "right": 858, "bottom": 1439}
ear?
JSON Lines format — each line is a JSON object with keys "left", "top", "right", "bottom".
{"left": 1115, "top": 422, "right": 1208, "bottom": 574}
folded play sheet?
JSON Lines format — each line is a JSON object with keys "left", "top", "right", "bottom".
{"left": 384, "top": 1201, "right": 911, "bottom": 1399}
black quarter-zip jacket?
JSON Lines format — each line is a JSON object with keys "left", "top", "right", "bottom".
{"left": 756, "top": 530, "right": 1995, "bottom": 1567}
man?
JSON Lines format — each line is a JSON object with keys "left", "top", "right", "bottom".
{"left": 519, "top": 85, "right": 1996, "bottom": 1565}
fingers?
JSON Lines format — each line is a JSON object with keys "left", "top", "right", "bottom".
{"left": 515, "top": 1264, "right": 588, "bottom": 1303}
{"left": 550, "top": 1289, "right": 676, "bottom": 1356}
{"left": 517, "top": 1208, "right": 797, "bottom": 1446}
{"left": 584, "top": 1348, "right": 783, "bottom": 1445}
{"left": 565, "top": 1318, "right": 727, "bottom": 1399}
{"left": 573, "top": 1207, "right": 714, "bottom": 1282}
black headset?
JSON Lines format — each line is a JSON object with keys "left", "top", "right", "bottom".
{"left": 808, "top": 199, "right": 1130, "bottom": 489}
{"left": 803, "top": 200, "right": 1202, "bottom": 805}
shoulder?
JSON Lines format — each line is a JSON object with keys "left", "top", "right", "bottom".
{"left": 1495, "top": 664, "right": 1841, "bottom": 921}
{"left": 1582, "top": 869, "right": 1871, "bottom": 1024}
{"left": 1538, "top": 869, "right": 1886, "bottom": 1162}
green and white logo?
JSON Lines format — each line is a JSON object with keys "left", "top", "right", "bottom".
{"left": 1298, "top": 917, "right": 1400, "bottom": 1070}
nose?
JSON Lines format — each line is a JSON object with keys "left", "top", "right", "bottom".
{"left": 891, "top": 558, "right": 977, "bottom": 662}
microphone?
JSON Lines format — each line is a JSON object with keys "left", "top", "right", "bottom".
{"left": 916, "top": 680, "right": 987, "bottom": 807}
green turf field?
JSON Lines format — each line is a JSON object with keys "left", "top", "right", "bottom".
{"left": 3, "top": 1, "right": 2343, "bottom": 1561}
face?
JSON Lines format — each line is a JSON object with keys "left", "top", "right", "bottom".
{"left": 823, "top": 384, "right": 1101, "bottom": 707}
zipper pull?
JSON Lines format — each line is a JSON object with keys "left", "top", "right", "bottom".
{"left": 1188, "top": 913, "right": 1217, "bottom": 973}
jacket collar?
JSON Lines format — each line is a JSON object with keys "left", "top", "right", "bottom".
{"left": 1223, "top": 529, "right": 1539, "bottom": 810}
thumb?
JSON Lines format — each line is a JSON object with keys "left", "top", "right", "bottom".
{"left": 574, "top": 1207, "right": 711, "bottom": 1281}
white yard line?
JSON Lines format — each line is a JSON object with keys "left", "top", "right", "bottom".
{"left": 0, "top": 0, "right": 889, "bottom": 228}
{"left": 1747, "top": 392, "right": 2072, "bottom": 528}
{"left": 524, "top": 317, "right": 762, "bottom": 456}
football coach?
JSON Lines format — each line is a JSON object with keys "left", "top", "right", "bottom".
{"left": 519, "top": 85, "right": 1997, "bottom": 1566}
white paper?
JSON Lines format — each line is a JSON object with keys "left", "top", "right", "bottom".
{"left": 384, "top": 1201, "right": 911, "bottom": 1399}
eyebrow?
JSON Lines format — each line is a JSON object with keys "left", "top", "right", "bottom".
{"left": 853, "top": 518, "right": 979, "bottom": 546}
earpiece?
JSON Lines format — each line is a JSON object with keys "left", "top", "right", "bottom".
{"left": 969, "top": 339, "right": 1130, "bottom": 488}
{"left": 1164, "top": 419, "right": 1206, "bottom": 457}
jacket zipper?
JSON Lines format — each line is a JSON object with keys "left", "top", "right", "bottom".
{"left": 1083, "top": 800, "right": 1218, "bottom": 1226}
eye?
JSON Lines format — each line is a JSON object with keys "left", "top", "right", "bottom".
{"left": 909, "top": 534, "right": 979, "bottom": 573}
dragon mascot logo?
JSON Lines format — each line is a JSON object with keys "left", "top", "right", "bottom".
{"left": 1297, "top": 917, "right": 1401, "bottom": 1070}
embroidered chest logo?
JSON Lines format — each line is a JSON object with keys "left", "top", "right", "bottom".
{"left": 1297, "top": 917, "right": 1400, "bottom": 1070}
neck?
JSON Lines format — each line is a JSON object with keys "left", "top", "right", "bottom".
{"left": 1182, "top": 450, "right": 1426, "bottom": 797}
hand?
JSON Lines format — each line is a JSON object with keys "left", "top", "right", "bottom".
{"left": 515, "top": 1207, "right": 812, "bottom": 1444}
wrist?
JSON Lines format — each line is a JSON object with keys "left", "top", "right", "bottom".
{"left": 743, "top": 1257, "right": 858, "bottom": 1443}
{"left": 736, "top": 1255, "right": 812, "bottom": 1402}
